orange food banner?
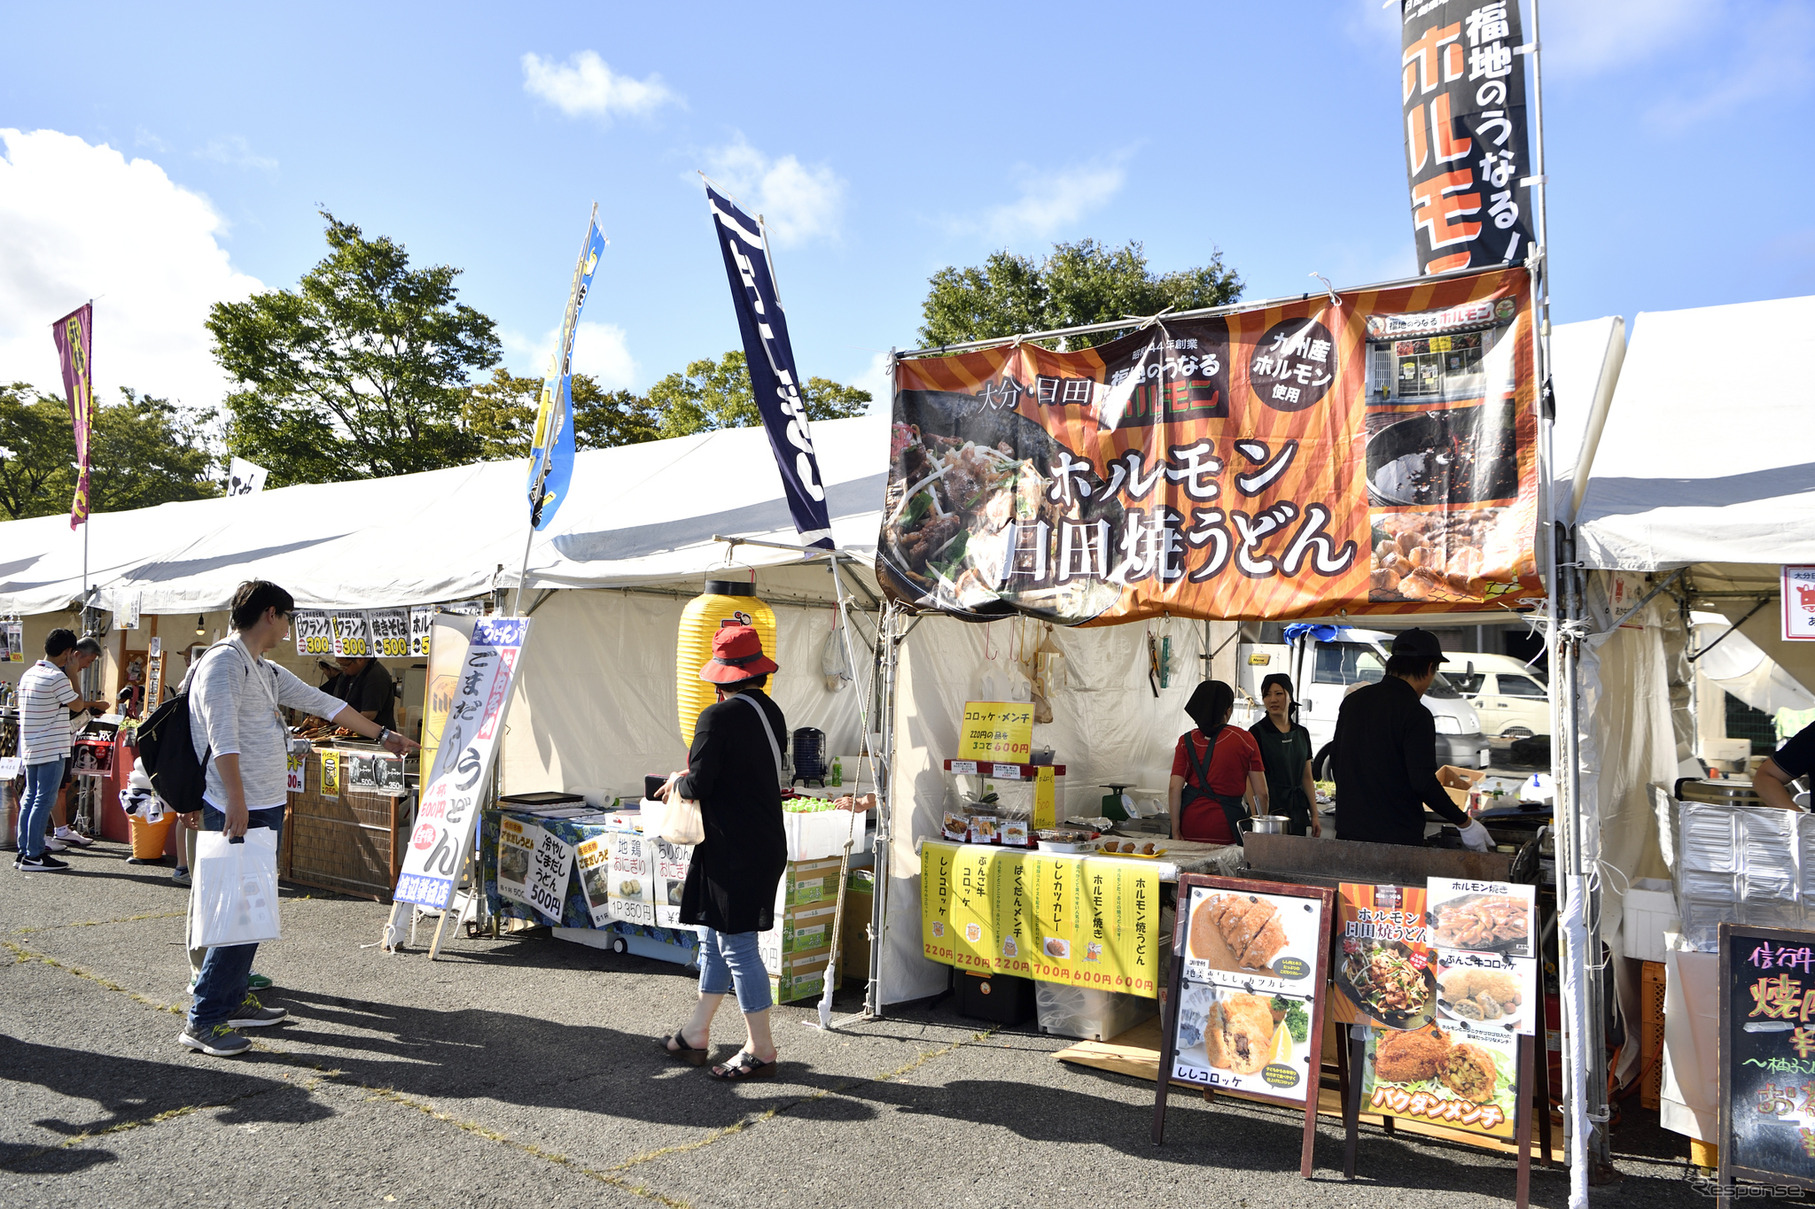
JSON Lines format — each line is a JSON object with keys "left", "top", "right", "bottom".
{"left": 881, "top": 268, "right": 1537, "bottom": 623}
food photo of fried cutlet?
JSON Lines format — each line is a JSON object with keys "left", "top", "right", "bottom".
{"left": 1190, "top": 893, "right": 1289, "bottom": 972}
{"left": 1219, "top": 993, "right": 1276, "bottom": 1076}
{"left": 1441, "top": 1042, "right": 1499, "bottom": 1102}
{"left": 1373, "top": 1022, "right": 1451, "bottom": 1083}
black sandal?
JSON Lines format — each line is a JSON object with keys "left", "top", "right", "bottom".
{"left": 661, "top": 1030, "right": 711, "bottom": 1067}
{"left": 710, "top": 1050, "right": 779, "bottom": 1081}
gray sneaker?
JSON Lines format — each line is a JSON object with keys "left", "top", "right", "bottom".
{"left": 171, "top": 867, "right": 191, "bottom": 887}
{"left": 178, "top": 1023, "right": 250, "bottom": 1056}
{"left": 228, "top": 994, "right": 287, "bottom": 1028}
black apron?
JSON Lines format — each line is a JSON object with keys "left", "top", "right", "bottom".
{"left": 1180, "top": 728, "right": 1250, "bottom": 845}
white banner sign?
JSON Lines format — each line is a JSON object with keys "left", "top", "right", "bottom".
{"left": 653, "top": 838, "right": 693, "bottom": 928}
{"left": 367, "top": 608, "right": 409, "bottom": 660}
{"left": 293, "top": 611, "right": 333, "bottom": 658}
{"left": 409, "top": 606, "right": 435, "bottom": 658}
{"left": 497, "top": 814, "right": 537, "bottom": 906}
{"left": 226, "top": 456, "right": 269, "bottom": 497}
{"left": 331, "top": 610, "right": 371, "bottom": 659}
{"left": 1784, "top": 566, "right": 1815, "bottom": 641}
{"left": 4, "top": 621, "right": 22, "bottom": 663}
{"left": 607, "top": 831, "right": 656, "bottom": 927}
{"left": 575, "top": 833, "right": 614, "bottom": 927}
{"left": 392, "top": 616, "right": 531, "bottom": 910}
{"left": 285, "top": 754, "right": 305, "bottom": 794}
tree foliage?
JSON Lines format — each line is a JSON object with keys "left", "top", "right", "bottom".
{"left": 0, "top": 383, "right": 220, "bottom": 520}
{"left": 207, "top": 212, "right": 501, "bottom": 486}
{"left": 644, "top": 351, "right": 870, "bottom": 440}
{"left": 918, "top": 238, "right": 1243, "bottom": 350}
{"left": 465, "top": 368, "right": 662, "bottom": 459}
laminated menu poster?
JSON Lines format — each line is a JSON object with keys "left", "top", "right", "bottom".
{"left": 1361, "top": 1023, "right": 1518, "bottom": 1141}
{"left": 497, "top": 814, "right": 538, "bottom": 907}
{"left": 652, "top": 838, "right": 693, "bottom": 928}
{"left": 1168, "top": 879, "right": 1332, "bottom": 1104}
{"left": 575, "top": 834, "right": 613, "bottom": 928}
{"left": 1333, "top": 883, "right": 1436, "bottom": 1030}
{"left": 1718, "top": 924, "right": 1815, "bottom": 1196}
{"left": 918, "top": 839, "right": 1163, "bottom": 997}
{"left": 1426, "top": 878, "right": 1537, "bottom": 1037}
{"left": 525, "top": 827, "right": 575, "bottom": 923}
{"left": 606, "top": 832, "right": 656, "bottom": 927}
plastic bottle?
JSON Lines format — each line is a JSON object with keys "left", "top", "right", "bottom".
{"left": 830, "top": 757, "right": 843, "bottom": 788}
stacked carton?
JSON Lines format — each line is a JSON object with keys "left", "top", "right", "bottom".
{"left": 763, "top": 856, "right": 845, "bottom": 1003}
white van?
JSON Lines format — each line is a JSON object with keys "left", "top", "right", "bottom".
{"left": 1235, "top": 628, "right": 1492, "bottom": 772}
{"left": 1443, "top": 653, "right": 1551, "bottom": 739}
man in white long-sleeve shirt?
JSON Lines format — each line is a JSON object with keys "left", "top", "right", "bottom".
{"left": 179, "top": 580, "right": 419, "bottom": 1058}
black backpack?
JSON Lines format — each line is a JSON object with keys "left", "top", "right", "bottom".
{"left": 134, "top": 642, "right": 237, "bottom": 815}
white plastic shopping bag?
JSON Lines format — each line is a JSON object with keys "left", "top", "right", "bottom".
{"left": 190, "top": 829, "right": 282, "bottom": 948}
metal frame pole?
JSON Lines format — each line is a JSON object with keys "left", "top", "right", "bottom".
{"left": 866, "top": 602, "right": 902, "bottom": 1020}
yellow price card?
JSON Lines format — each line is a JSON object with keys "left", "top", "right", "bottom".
{"left": 957, "top": 700, "right": 1034, "bottom": 763}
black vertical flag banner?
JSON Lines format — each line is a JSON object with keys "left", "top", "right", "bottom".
{"left": 704, "top": 183, "right": 834, "bottom": 549}
{"left": 1401, "top": 0, "right": 1535, "bottom": 274}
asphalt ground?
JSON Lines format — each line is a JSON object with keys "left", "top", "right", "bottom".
{"left": 0, "top": 837, "right": 1746, "bottom": 1208}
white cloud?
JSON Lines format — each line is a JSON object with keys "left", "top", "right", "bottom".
{"left": 701, "top": 136, "right": 845, "bottom": 247}
{"left": 502, "top": 320, "right": 639, "bottom": 392}
{"left": 0, "top": 128, "right": 263, "bottom": 409}
{"left": 133, "top": 126, "right": 170, "bottom": 154}
{"left": 852, "top": 350, "right": 893, "bottom": 408}
{"left": 521, "top": 51, "right": 677, "bottom": 121}
{"left": 195, "top": 135, "right": 277, "bottom": 173}
{"left": 948, "top": 157, "right": 1128, "bottom": 243}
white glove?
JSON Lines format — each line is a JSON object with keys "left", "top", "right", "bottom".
{"left": 1458, "top": 819, "right": 1493, "bottom": 852}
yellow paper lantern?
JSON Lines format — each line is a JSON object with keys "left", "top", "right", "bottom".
{"left": 677, "top": 576, "right": 778, "bottom": 748}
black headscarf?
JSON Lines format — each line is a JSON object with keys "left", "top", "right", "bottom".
{"left": 1259, "top": 672, "right": 1300, "bottom": 727}
{"left": 1184, "top": 680, "right": 1235, "bottom": 734}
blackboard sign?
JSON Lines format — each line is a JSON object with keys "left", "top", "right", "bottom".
{"left": 1152, "top": 874, "right": 1334, "bottom": 1178}
{"left": 1719, "top": 923, "right": 1815, "bottom": 1199}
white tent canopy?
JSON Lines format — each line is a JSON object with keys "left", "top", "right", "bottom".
{"left": 0, "top": 413, "right": 891, "bottom": 616}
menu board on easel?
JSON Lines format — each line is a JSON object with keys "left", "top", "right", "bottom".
{"left": 1718, "top": 923, "right": 1815, "bottom": 1200}
{"left": 1152, "top": 874, "right": 1334, "bottom": 1179}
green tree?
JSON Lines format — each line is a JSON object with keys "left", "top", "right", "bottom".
{"left": 207, "top": 211, "right": 501, "bottom": 486}
{"left": 645, "top": 350, "right": 870, "bottom": 440}
{"left": 918, "top": 238, "right": 1243, "bottom": 350}
{"left": 465, "top": 368, "right": 662, "bottom": 459}
{"left": 0, "top": 383, "right": 220, "bottom": 520}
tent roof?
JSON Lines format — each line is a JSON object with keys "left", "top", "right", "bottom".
{"left": 1576, "top": 293, "right": 1815, "bottom": 570}
{"left": 0, "top": 413, "right": 891, "bottom": 615}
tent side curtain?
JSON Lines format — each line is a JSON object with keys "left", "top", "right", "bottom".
{"left": 0, "top": 414, "right": 891, "bottom": 616}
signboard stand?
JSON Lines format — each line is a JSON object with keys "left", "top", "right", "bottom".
{"left": 1151, "top": 875, "right": 1335, "bottom": 1179}
{"left": 1716, "top": 923, "right": 1815, "bottom": 1208}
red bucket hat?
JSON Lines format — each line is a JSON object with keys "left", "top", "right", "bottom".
{"left": 699, "top": 622, "right": 779, "bottom": 684}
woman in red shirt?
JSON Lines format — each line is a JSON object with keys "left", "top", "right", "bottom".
{"left": 1168, "top": 680, "right": 1269, "bottom": 844}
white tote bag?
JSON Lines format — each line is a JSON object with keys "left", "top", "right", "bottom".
{"left": 190, "top": 829, "right": 282, "bottom": 948}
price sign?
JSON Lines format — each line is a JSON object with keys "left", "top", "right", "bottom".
{"left": 957, "top": 700, "right": 1034, "bottom": 763}
{"left": 5, "top": 621, "right": 23, "bottom": 663}
{"left": 1718, "top": 923, "right": 1815, "bottom": 1197}
{"left": 293, "top": 611, "right": 334, "bottom": 657}
{"left": 368, "top": 608, "right": 409, "bottom": 659}
{"left": 320, "top": 750, "right": 341, "bottom": 795}
{"left": 526, "top": 828, "right": 576, "bottom": 923}
{"left": 0, "top": 757, "right": 21, "bottom": 780}
{"left": 146, "top": 652, "right": 165, "bottom": 708}
{"left": 331, "top": 611, "right": 371, "bottom": 658}
{"left": 286, "top": 754, "right": 305, "bottom": 794}
{"left": 409, "top": 606, "right": 435, "bottom": 658}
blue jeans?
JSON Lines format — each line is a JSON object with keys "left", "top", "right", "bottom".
{"left": 698, "top": 927, "right": 772, "bottom": 1014}
{"left": 187, "top": 803, "right": 284, "bottom": 1032}
{"left": 18, "top": 758, "right": 63, "bottom": 859}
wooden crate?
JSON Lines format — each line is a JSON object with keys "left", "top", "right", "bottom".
{"left": 1640, "top": 959, "right": 1666, "bottom": 1110}
{"left": 281, "top": 747, "right": 410, "bottom": 902}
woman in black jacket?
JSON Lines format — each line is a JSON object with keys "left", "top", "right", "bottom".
{"left": 657, "top": 623, "right": 789, "bottom": 1080}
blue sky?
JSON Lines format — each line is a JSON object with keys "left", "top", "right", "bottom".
{"left": 2, "top": 0, "right": 1811, "bottom": 414}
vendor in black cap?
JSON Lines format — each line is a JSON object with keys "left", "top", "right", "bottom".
{"left": 1330, "top": 628, "right": 1492, "bottom": 851}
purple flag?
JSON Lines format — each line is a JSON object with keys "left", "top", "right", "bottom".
{"left": 51, "top": 303, "right": 94, "bottom": 529}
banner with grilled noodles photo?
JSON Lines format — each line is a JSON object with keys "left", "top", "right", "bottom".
{"left": 880, "top": 268, "right": 1538, "bottom": 624}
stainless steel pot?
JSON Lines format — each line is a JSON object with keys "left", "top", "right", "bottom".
{"left": 1240, "top": 814, "right": 1290, "bottom": 835}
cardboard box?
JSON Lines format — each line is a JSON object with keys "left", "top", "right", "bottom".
{"left": 758, "top": 900, "right": 838, "bottom": 971}
{"left": 1437, "top": 764, "right": 1487, "bottom": 808}
{"left": 769, "top": 948, "right": 833, "bottom": 1003}
{"left": 841, "top": 870, "right": 874, "bottom": 986}
{"left": 776, "top": 856, "right": 844, "bottom": 909}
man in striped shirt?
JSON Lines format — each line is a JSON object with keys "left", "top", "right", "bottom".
{"left": 15, "top": 629, "right": 110, "bottom": 871}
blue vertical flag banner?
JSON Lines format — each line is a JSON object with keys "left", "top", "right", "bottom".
{"left": 527, "top": 210, "right": 607, "bottom": 530}
{"left": 703, "top": 181, "right": 834, "bottom": 549}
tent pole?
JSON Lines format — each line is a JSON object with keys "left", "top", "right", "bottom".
{"left": 867, "top": 602, "right": 902, "bottom": 1020}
